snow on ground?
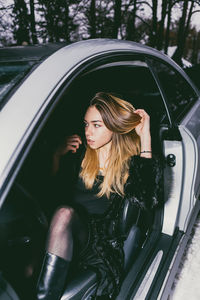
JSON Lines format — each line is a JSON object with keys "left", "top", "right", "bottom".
{"left": 170, "top": 213, "right": 200, "bottom": 300}
{"left": 166, "top": 46, "right": 192, "bottom": 68}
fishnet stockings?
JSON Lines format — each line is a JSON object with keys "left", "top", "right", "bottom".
{"left": 46, "top": 206, "right": 88, "bottom": 261}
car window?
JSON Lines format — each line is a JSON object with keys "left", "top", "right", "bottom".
{"left": 80, "top": 59, "right": 169, "bottom": 127}
{"left": 76, "top": 58, "right": 169, "bottom": 153}
{"left": 0, "top": 61, "right": 36, "bottom": 108}
{"left": 149, "top": 59, "right": 199, "bottom": 122}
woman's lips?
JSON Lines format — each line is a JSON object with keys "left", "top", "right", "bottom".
{"left": 87, "top": 139, "right": 94, "bottom": 145}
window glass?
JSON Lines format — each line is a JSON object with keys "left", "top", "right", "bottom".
{"left": 0, "top": 61, "right": 36, "bottom": 108}
{"left": 77, "top": 58, "right": 169, "bottom": 154}
{"left": 149, "top": 59, "right": 198, "bottom": 121}
{"left": 80, "top": 59, "right": 169, "bottom": 126}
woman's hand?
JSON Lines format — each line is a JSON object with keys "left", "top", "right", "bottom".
{"left": 134, "top": 109, "right": 150, "bottom": 138}
{"left": 134, "top": 109, "right": 152, "bottom": 158}
{"left": 52, "top": 134, "right": 82, "bottom": 175}
{"left": 55, "top": 134, "right": 82, "bottom": 156}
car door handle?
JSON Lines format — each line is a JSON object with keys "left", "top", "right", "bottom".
{"left": 166, "top": 154, "right": 176, "bottom": 167}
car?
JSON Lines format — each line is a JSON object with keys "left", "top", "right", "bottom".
{"left": 0, "top": 39, "right": 200, "bottom": 300}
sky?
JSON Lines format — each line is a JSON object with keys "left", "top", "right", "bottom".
{"left": 191, "top": 13, "right": 200, "bottom": 30}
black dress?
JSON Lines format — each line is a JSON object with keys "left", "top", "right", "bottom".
{"left": 54, "top": 152, "right": 163, "bottom": 299}
{"left": 73, "top": 175, "right": 110, "bottom": 215}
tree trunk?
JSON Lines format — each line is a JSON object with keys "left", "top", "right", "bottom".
{"left": 29, "top": 0, "right": 38, "bottom": 44}
{"left": 184, "top": 1, "right": 194, "bottom": 42}
{"left": 113, "top": 0, "right": 122, "bottom": 38}
{"left": 172, "top": 0, "right": 189, "bottom": 66}
{"left": 46, "top": 1, "right": 56, "bottom": 42}
{"left": 63, "top": 0, "right": 70, "bottom": 42}
{"left": 149, "top": 0, "right": 158, "bottom": 47}
{"left": 164, "top": 0, "right": 172, "bottom": 54}
{"left": 126, "top": 0, "right": 137, "bottom": 41}
{"left": 13, "top": 0, "right": 30, "bottom": 45}
{"left": 89, "top": 0, "right": 96, "bottom": 38}
{"left": 157, "top": 0, "right": 167, "bottom": 50}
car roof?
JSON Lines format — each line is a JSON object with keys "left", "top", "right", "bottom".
{"left": 0, "top": 39, "right": 174, "bottom": 64}
{"left": 0, "top": 43, "right": 66, "bottom": 62}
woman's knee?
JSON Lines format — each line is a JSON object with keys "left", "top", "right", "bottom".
{"left": 50, "top": 206, "right": 75, "bottom": 233}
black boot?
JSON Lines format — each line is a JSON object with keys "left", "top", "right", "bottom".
{"left": 36, "top": 252, "right": 70, "bottom": 300}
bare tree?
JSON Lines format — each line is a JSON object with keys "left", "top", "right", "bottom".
{"left": 113, "top": 0, "right": 122, "bottom": 38}
{"left": 63, "top": 0, "right": 70, "bottom": 41}
{"left": 149, "top": 0, "right": 158, "bottom": 47}
{"left": 37, "top": 0, "right": 77, "bottom": 42}
{"left": 0, "top": 1, "right": 14, "bottom": 45}
{"left": 172, "top": 0, "right": 197, "bottom": 65}
{"left": 89, "top": 0, "right": 96, "bottom": 38}
{"left": 12, "top": 0, "right": 30, "bottom": 45}
{"left": 157, "top": 0, "right": 168, "bottom": 50}
{"left": 164, "top": 0, "right": 173, "bottom": 54}
{"left": 125, "top": 0, "right": 139, "bottom": 41}
{"left": 139, "top": 0, "right": 160, "bottom": 47}
{"left": 29, "top": 0, "right": 38, "bottom": 44}
{"left": 172, "top": 0, "right": 189, "bottom": 64}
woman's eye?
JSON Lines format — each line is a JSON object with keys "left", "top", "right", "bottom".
{"left": 94, "top": 124, "right": 100, "bottom": 128}
{"left": 84, "top": 122, "right": 88, "bottom": 127}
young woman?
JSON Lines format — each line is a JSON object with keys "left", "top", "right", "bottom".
{"left": 36, "top": 92, "right": 163, "bottom": 299}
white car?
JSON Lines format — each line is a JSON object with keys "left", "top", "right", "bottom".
{"left": 0, "top": 39, "right": 200, "bottom": 300}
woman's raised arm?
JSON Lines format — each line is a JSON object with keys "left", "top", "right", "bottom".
{"left": 134, "top": 109, "right": 152, "bottom": 158}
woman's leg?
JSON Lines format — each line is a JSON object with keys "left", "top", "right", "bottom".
{"left": 36, "top": 206, "right": 88, "bottom": 300}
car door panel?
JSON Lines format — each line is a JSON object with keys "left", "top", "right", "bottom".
{"left": 162, "top": 139, "right": 183, "bottom": 235}
{"left": 162, "top": 123, "right": 199, "bottom": 235}
{"left": 177, "top": 126, "right": 198, "bottom": 231}
{"left": 149, "top": 57, "right": 200, "bottom": 235}
{"left": 181, "top": 100, "right": 200, "bottom": 197}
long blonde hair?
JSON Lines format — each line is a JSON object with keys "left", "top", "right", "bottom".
{"left": 80, "top": 92, "right": 141, "bottom": 198}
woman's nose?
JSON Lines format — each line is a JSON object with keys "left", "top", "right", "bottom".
{"left": 85, "top": 125, "right": 92, "bottom": 136}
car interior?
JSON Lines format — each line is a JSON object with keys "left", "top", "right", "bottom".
{"left": 0, "top": 60, "right": 167, "bottom": 299}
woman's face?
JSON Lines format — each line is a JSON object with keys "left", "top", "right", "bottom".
{"left": 84, "top": 106, "right": 113, "bottom": 149}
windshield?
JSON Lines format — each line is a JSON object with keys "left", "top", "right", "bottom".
{"left": 0, "top": 61, "right": 36, "bottom": 109}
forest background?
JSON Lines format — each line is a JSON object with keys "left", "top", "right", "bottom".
{"left": 1, "top": 0, "right": 200, "bottom": 68}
